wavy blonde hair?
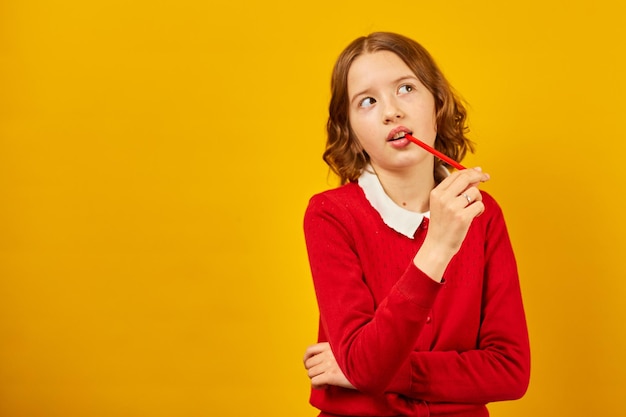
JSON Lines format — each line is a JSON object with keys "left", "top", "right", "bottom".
{"left": 323, "top": 32, "right": 474, "bottom": 184}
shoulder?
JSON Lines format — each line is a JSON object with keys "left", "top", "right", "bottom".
{"left": 309, "top": 182, "right": 362, "bottom": 202}
{"left": 476, "top": 190, "right": 510, "bottom": 235}
{"left": 303, "top": 182, "right": 371, "bottom": 234}
{"left": 479, "top": 190, "right": 504, "bottom": 215}
{"left": 306, "top": 182, "right": 364, "bottom": 215}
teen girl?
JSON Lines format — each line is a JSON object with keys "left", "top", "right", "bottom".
{"left": 302, "top": 32, "right": 530, "bottom": 417}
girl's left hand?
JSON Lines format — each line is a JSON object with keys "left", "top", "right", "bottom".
{"left": 413, "top": 167, "right": 490, "bottom": 282}
{"left": 303, "top": 342, "right": 356, "bottom": 390}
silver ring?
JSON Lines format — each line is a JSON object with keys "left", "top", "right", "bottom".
{"left": 462, "top": 193, "right": 472, "bottom": 204}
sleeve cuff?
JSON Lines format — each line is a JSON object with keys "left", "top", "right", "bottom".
{"left": 395, "top": 262, "right": 444, "bottom": 310}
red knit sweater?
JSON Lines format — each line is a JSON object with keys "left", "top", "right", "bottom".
{"left": 303, "top": 182, "right": 530, "bottom": 417}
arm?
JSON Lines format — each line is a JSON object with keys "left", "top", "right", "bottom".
{"left": 388, "top": 197, "right": 531, "bottom": 403}
{"left": 305, "top": 202, "right": 530, "bottom": 403}
{"left": 304, "top": 193, "right": 441, "bottom": 395}
{"left": 304, "top": 169, "right": 490, "bottom": 395}
{"left": 304, "top": 342, "right": 355, "bottom": 390}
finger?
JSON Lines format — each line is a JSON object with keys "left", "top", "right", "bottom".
{"left": 303, "top": 342, "right": 330, "bottom": 363}
{"left": 310, "top": 366, "right": 331, "bottom": 389}
{"left": 304, "top": 352, "right": 325, "bottom": 370}
{"left": 307, "top": 362, "right": 325, "bottom": 379}
{"left": 471, "top": 167, "right": 490, "bottom": 182}
{"left": 310, "top": 375, "right": 328, "bottom": 390}
{"left": 458, "top": 187, "right": 482, "bottom": 207}
{"left": 452, "top": 169, "right": 490, "bottom": 194}
{"left": 439, "top": 167, "right": 490, "bottom": 194}
{"left": 458, "top": 192, "right": 473, "bottom": 207}
{"left": 465, "top": 200, "right": 486, "bottom": 218}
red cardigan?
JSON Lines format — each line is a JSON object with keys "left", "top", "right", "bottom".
{"left": 303, "top": 182, "right": 530, "bottom": 417}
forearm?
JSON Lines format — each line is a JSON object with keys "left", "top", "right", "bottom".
{"left": 386, "top": 344, "right": 530, "bottom": 403}
{"left": 388, "top": 237, "right": 531, "bottom": 402}
{"left": 318, "top": 263, "right": 442, "bottom": 395}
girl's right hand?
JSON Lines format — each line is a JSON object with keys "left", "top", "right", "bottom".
{"left": 303, "top": 342, "right": 355, "bottom": 390}
{"left": 413, "top": 167, "right": 490, "bottom": 282}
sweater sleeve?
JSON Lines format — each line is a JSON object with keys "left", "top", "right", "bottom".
{"left": 386, "top": 196, "right": 531, "bottom": 403}
{"left": 304, "top": 193, "right": 443, "bottom": 395}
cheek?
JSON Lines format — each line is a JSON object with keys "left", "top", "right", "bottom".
{"left": 431, "top": 99, "right": 439, "bottom": 130}
{"left": 352, "top": 126, "right": 374, "bottom": 149}
{"left": 348, "top": 115, "right": 368, "bottom": 142}
{"left": 426, "top": 107, "right": 438, "bottom": 135}
{"left": 346, "top": 119, "right": 365, "bottom": 151}
{"left": 350, "top": 107, "right": 378, "bottom": 130}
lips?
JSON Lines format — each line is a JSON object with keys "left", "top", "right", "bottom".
{"left": 387, "top": 127, "right": 412, "bottom": 142}
{"left": 389, "top": 131, "right": 409, "bottom": 141}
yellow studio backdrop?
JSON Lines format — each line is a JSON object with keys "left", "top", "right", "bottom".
{"left": 1, "top": 0, "right": 625, "bottom": 416}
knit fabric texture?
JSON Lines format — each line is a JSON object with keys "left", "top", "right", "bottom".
{"left": 304, "top": 182, "right": 530, "bottom": 417}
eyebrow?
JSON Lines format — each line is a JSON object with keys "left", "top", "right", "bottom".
{"left": 349, "top": 75, "right": 419, "bottom": 105}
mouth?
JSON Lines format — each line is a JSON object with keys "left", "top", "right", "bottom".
{"left": 387, "top": 130, "right": 413, "bottom": 142}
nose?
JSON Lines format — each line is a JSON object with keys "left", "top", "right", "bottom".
{"left": 383, "top": 98, "right": 404, "bottom": 124}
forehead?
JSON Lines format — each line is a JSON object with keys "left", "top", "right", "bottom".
{"left": 347, "top": 51, "right": 415, "bottom": 94}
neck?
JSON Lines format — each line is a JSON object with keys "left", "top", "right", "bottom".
{"left": 372, "top": 162, "right": 435, "bottom": 213}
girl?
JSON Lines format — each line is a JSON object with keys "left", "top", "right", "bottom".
{"left": 302, "top": 32, "right": 530, "bottom": 417}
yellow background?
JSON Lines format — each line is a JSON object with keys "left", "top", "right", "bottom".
{"left": 1, "top": 0, "right": 625, "bottom": 416}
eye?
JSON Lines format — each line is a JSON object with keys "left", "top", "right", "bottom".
{"left": 358, "top": 97, "right": 376, "bottom": 108}
{"left": 398, "top": 84, "right": 414, "bottom": 94}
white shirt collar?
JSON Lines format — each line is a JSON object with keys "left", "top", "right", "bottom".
{"left": 357, "top": 167, "right": 429, "bottom": 239}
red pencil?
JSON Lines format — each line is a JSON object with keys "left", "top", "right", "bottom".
{"left": 405, "top": 134, "right": 466, "bottom": 170}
